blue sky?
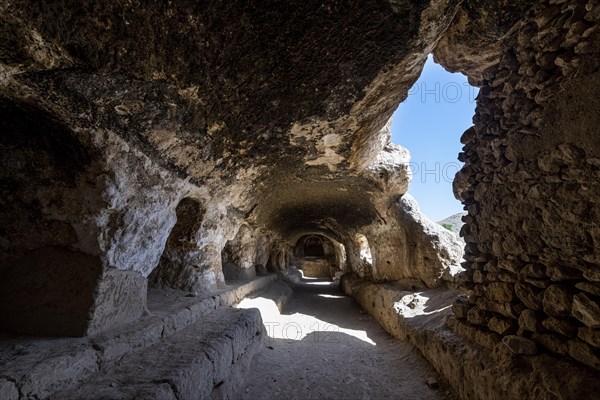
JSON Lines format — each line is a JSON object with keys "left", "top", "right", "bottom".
{"left": 391, "top": 55, "right": 478, "bottom": 222}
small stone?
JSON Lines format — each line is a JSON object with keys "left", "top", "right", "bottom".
{"left": 515, "top": 282, "right": 543, "bottom": 311}
{"left": 524, "top": 278, "right": 552, "bottom": 289}
{"left": 476, "top": 297, "right": 522, "bottom": 319}
{"left": 575, "top": 282, "right": 600, "bottom": 297}
{"left": 534, "top": 5, "right": 562, "bottom": 28}
{"left": 543, "top": 284, "right": 573, "bottom": 317}
{"left": 502, "top": 335, "right": 538, "bottom": 355}
{"left": 483, "top": 261, "right": 500, "bottom": 273}
{"left": 473, "top": 270, "right": 485, "bottom": 284}
{"left": 536, "top": 52, "right": 558, "bottom": 70}
{"left": 467, "top": 307, "right": 490, "bottom": 326}
{"left": 585, "top": 4, "right": 600, "bottom": 22}
{"left": 473, "top": 284, "right": 486, "bottom": 298}
{"left": 572, "top": 293, "right": 600, "bottom": 328}
{"left": 489, "top": 316, "right": 517, "bottom": 335}
{"left": 546, "top": 265, "right": 582, "bottom": 281}
{"left": 563, "top": 22, "right": 589, "bottom": 46}
{"left": 542, "top": 317, "right": 577, "bottom": 338}
{"left": 452, "top": 296, "right": 473, "bottom": 320}
{"left": 583, "top": 266, "right": 600, "bottom": 282}
{"left": 578, "top": 327, "right": 600, "bottom": 348}
{"left": 532, "top": 333, "right": 569, "bottom": 356}
{"left": 519, "top": 309, "right": 544, "bottom": 333}
{"left": 498, "top": 272, "right": 518, "bottom": 283}
{"left": 486, "top": 282, "right": 516, "bottom": 302}
{"left": 568, "top": 340, "right": 600, "bottom": 370}
{"left": 497, "top": 260, "right": 519, "bottom": 274}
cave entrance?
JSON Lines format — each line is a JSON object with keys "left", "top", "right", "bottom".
{"left": 391, "top": 54, "right": 477, "bottom": 236}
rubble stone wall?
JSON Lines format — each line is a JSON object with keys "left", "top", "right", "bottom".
{"left": 451, "top": 0, "right": 600, "bottom": 371}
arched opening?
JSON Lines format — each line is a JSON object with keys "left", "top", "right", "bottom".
{"left": 391, "top": 54, "right": 476, "bottom": 236}
{"left": 292, "top": 234, "right": 340, "bottom": 278}
{"left": 164, "top": 197, "right": 204, "bottom": 246}
{"left": 303, "top": 236, "right": 325, "bottom": 257}
{"left": 148, "top": 197, "right": 206, "bottom": 290}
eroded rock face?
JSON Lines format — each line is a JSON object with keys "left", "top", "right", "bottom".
{"left": 347, "top": 194, "right": 464, "bottom": 287}
{"left": 1, "top": 1, "right": 465, "bottom": 337}
{"left": 221, "top": 224, "right": 274, "bottom": 283}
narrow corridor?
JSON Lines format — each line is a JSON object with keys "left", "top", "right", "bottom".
{"left": 238, "top": 278, "right": 453, "bottom": 400}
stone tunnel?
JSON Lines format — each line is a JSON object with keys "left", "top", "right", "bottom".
{"left": 1, "top": 0, "right": 600, "bottom": 399}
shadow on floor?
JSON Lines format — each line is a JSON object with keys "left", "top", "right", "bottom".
{"left": 238, "top": 276, "right": 453, "bottom": 400}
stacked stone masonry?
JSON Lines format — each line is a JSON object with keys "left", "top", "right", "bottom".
{"left": 452, "top": 0, "right": 600, "bottom": 371}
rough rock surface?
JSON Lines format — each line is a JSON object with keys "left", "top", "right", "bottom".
{"left": 1, "top": 0, "right": 464, "bottom": 337}
{"left": 342, "top": 274, "right": 600, "bottom": 400}
{"left": 449, "top": 0, "right": 600, "bottom": 373}
{"left": 437, "top": 212, "right": 467, "bottom": 244}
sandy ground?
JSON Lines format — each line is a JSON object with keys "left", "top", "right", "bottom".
{"left": 237, "top": 277, "right": 454, "bottom": 400}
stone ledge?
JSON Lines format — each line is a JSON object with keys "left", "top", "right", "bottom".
{"left": 0, "top": 274, "right": 277, "bottom": 400}
{"left": 341, "top": 274, "right": 600, "bottom": 400}
{"left": 52, "top": 307, "right": 265, "bottom": 400}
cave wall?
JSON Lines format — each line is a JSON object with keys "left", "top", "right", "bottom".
{"left": 1, "top": 1, "right": 466, "bottom": 322}
{"left": 357, "top": 194, "right": 464, "bottom": 287}
{"left": 0, "top": 98, "right": 149, "bottom": 336}
{"left": 0, "top": 87, "right": 223, "bottom": 335}
{"left": 451, "top": 1, "right": 600, "bottom": 370}
{"left": 221, "top": 224, "right": 273, "bottom": 283}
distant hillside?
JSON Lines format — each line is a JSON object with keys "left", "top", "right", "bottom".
{"left": 437, "top": 212, "right": 467, "bottom": 243}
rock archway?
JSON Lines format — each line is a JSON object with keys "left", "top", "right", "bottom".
{"left": 298, "top": 235, "right": 327, "bottom": 257}
{"left": 292, "top": 234, "right": 341, "bottom": 278}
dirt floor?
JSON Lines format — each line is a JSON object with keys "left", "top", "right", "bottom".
{"left": 237, "top": 277, "right": 454, "bottom": 400}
